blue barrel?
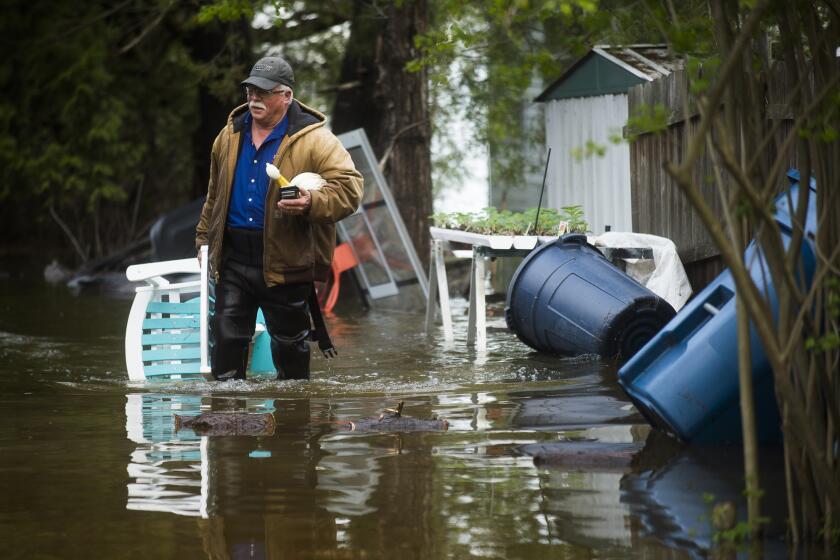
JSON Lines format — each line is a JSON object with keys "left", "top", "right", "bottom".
{"left": 505, "top": 233, "right": 676, "bottom": 360}
{"left": 618, "top": 173, "right": 817, "bottom": 444}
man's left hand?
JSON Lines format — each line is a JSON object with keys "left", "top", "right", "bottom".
{"left": 278, "top": 188, "right": 312, "bottom": 215}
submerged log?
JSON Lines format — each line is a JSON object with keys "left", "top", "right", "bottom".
{"left": 337, "top": 416, "right": 449, "bottom": 433}
{"left": 336, "top": 401, "right": 448, "bottom": 432}
{"left": 520, "top": 430, "right": 683, "bottom": 472}
{"left": 174, "top": 412, "right": 276, "bottom": 436}
{"left": 520, "top": 442, "right": 644, "bottom": 471}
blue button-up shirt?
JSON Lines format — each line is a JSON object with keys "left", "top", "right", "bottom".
{"left": 227, "top": 112, "right": 289, "bottom": 229}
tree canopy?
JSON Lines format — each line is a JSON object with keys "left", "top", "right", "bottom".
{"left": 1, "top": 0, "right": 691, "bottom": 264}
{"left": 0, "top": 0, "right": 251, "bottom": 261}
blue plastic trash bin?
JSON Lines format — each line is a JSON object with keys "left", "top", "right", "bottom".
{"left": 618, "top": 173, "right": 817, "bottom": 444}
{"left": 505, "top": 233, "right": 676, "bottom": 361}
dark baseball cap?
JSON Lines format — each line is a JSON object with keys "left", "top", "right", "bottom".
{"left": 241, "top": 56, "right": 295, "bottom": 91}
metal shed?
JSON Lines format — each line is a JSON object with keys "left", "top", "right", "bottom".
{"left": 535, "top": 45, "right": 679, "bottom": 234}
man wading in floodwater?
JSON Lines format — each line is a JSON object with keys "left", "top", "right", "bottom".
{"left": 195, "top": 55, "right": 363, "bottom": 381}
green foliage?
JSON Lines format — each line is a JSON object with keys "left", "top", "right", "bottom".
{"left": 714, "top": 516, "right": 772, "bottom": 545}
{"left": 701, "top": 493, "right": 769, "bottom": 545}
{"left": 0, "top": 1, "right": 212, "bottom": 261}
{"left": 0, "top": 0, "right": 719, "bottom": 264}
{"left": 638, "top": 0, "right": 715, "bottom": 57}
{"left": 806, "top": 277, "right": 840, "bottom": 352}
{"left": 807, "top": 90, "right": 840, "bottom": 144}
{"left": 625, "top": 103, "right": 670, "bottom": 141}
{"left": 432, "top": 204, "right": 588, "bottom": 235}
{"left": 742, "top": 481, "right": 765, "bottom": 500}
{"left": 194, "top": 0, "right": 713, "bottom": 211}
{"left": 195, "top": 1, "right": 350, "bottom": 112}
{"left": 197, "top": 0, "right": 255, "bottom": 23}
{"left": 805, "top": 332, "right": 840, "bottom": 353}
{"left": 714, "top": 521, "right": 750, "bottom": 544}
{"left": 413, "top": 0, "right": 658, "bottom": 200}
{"left": 817, "top": 524, "right": 840, "bottom": 546}
{"left": 570, "top": 139, "right": 607, "bottom": 161}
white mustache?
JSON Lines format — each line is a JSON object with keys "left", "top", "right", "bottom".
{"left": 249, "top": 101, "right": 267, "bottom": 111}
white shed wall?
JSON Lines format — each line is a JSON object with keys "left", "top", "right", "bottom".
{"left": 544, "top": 94, "right": 633, "bottom": 234}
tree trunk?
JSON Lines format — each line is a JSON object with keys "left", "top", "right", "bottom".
{"left": 188, "top": 19, "right": 254, "bottom": 199}
{"left": 737, "top": 293, "right": 761, "bottom": 537}
{"left": 332, "top": 0, "right": 432, "bottom": 267}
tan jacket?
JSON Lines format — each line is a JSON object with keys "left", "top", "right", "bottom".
{"left": 195, "top": 101, "right": 363, "bottom": 285}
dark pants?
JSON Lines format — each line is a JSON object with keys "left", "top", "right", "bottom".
{"left": 212, "top": 228, "right": 311, "bottom": 381}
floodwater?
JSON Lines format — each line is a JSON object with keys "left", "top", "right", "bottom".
{"left": 0, "top": 269, "right": 795, "bottom": 559}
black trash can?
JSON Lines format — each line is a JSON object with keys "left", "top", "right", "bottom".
{"left": 505, "top": 233, "right": 675, "bottom": 361}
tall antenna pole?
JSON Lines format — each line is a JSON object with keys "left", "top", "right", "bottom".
{"left": 534, "top": 148, "right": 552, "bottom": 235}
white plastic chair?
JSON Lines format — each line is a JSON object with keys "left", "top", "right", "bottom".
{"left": 126, "top": 245, "right": 286, "bottom": 381}
{"left": 124, "top": 246, "right": 211, "bottom": 381}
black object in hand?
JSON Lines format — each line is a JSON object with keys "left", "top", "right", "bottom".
{"left": 279, "top": 186, "right": 300, "bottom": 200}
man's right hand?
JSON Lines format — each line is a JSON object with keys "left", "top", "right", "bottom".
{"left": 197, "top": 249, "right": 203, "bottom": 267}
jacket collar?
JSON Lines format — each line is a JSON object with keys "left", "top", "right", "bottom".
{"left": 285, "top": 100, "right": 322, "bottom": 137}
{"left": 228, "top": 100, "right": 324, "bottom": 136}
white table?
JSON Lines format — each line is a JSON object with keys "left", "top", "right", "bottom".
{"left": 424, "top": 228, "right": 556, "bottom": 350}
{"left": 424, "top": 227, "right": 654, "bottom": 350}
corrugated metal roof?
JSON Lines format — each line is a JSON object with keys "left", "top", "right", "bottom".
{"left": 535, "top": 44, "right": 681, "bottom": 102}
{"left": 594, "top": 44, "right": 680, "bottom": 80}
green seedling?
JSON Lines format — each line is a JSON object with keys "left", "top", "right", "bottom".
{"left": 431, "top": 205, "right": 589, "bottom": 235}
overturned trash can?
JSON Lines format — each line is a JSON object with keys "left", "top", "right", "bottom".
{"left": 505, "top": 233, "right": 676, "bottom": 361}
{"left": 618, "top": 171, "right": 817, "bottom": 444}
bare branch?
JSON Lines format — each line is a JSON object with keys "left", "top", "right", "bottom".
{"left": 316, "top": 80, "right": 362, "bottom": 94}
{"left": 40, "top": 0, "right": 135, "bottom": 46}
{"left": 666, "top": 161, "right": 782, "bottom": 365}
{"left": 710, "top": 130, "right": 807, "bottom": 306}
{"left": 676, "top": 0, "right": 771, "bottom": 175}
{"left": 251, "top": 9, "right": 350, "bottom": 43}
{"left": 120, "top": 1, "right": 173, "bottom": 54}
{"left": 49, "top": 203, "right": 87, "bottom": 262}
{"left": 378, "top": 120, "right": 428, "bottom": 171}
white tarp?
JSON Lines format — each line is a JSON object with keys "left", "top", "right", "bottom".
{"left": 587, "top": 232, "right": 693, "bottom": 311}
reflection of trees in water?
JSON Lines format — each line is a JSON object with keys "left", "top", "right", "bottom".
{"left": 314, "top": 399, "right": 445, "bottom": 557}
{"left": 620, "top": 444, "right": 789, "bottom": 557}
{"left": 538, "top": 469, "right": 633, "bottom": 548}
{"left": 196, "top": 517, "right": 227, "bottom": 560}
{"left": 201, "top": 398, "right": 338, "bottom": 559}
{"left": 128, "top": 393, "right": 727, "bottom": 557}
{"left": 126, "top": 394, "right": 340, "bottom": 558}
{"left": 316, "top": 436, "right": 382, "bottom": 517}
{"left": 341, "top": 432, "right": 443, "bottom": 558}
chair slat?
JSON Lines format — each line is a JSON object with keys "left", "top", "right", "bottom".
{"left": 142, "top": 332, "right": 201, "bottom": 345}
{"left": 142, "top": 347, "right": 202, "bottom": 361}
{"left": 143, "top": 362, "right": 203, "bottom": 376}
{"left": 142, "top": 317, "right": 199, "bottom": 329}
{"left": 146, "top": 301, "right": 201, "bottom": 314}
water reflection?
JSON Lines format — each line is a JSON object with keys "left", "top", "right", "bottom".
{"left": 125, "top": 394, "right": 339, "bottom": 557}
{"left": 125, "top": 394, "right": 207, "bottom": 517}
{"left": 125, "top": 394, "right": 277, "bottom": 519}
{"left": 206, "top": 399, "right": 339, "bottom": 558}
{"left": 316, "top": 436, "right": 382, "bottom": 517}
{"left": 540, "top": 469, "right": 634, "bottom": 547}
{"left": 1, "top": 349, "right": 783, "bottom": 556}
{"left": 621, "top": 445, "right": 790, "bottom": 558}
{"left": 122, "top": 390, "right": 792, "bottom": 558}
{"left": 0, "top": 275, "right": 801, "bottom": 558}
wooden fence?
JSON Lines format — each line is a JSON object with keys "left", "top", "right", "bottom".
{"left": 627, "top": 68, "right": 796, "bottom": 291}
